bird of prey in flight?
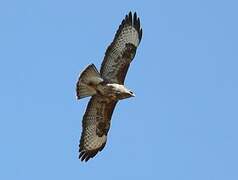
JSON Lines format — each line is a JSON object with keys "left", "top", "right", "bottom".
{"left": 76, "top": 12, "right": 142, "bottom": 162}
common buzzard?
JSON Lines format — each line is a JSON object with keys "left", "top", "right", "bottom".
{"left": 76, "top": 12, "right": 142, "bottom": 161}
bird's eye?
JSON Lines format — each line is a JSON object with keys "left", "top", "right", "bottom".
{"left": 129, "top": 91, "right": 133, "bottom": 94}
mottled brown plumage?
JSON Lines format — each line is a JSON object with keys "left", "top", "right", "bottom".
{"left": 76, "top": 12, "right": 142, "bottom": 162}
{"left": 100, "top": 12, "right": 142, "bottom": 84}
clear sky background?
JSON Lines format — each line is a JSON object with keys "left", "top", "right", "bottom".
{"left": 0, "top": 0, "right": 238, "bottom": 179}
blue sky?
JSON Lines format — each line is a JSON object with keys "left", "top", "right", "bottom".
{"left": 0, "top": 0, "right": 238, "bottom": 179}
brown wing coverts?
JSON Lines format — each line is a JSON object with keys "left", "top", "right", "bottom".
{"left": 100, "top": 12, "right": 142, "bottom": 84}
{"left": 79, "top": 95, "right": 117, "bottom": 161}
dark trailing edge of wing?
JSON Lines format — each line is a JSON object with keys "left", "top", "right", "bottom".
{"left": 79, "top": 142, "right": 106, "bottom": 162}
{"left": 103, "top": 11, "right": 143, "bottom": 56}
{"left": 78, "top": 97, "right": 117, "bottom": 162}
{"left": 100, "top": 11, "right": 143, "bottom": 78}
{"left": 78, "top": 97, "right": 102, "bottom": 162}
{"left": 114, "top": 11, "right": 142, "bottom": 45}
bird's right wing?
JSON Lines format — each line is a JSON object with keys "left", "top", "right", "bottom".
{"left": 79, "top": 95, "right": 117, "bottom": 162}
{"left": 100, "top": 12, "right": 142, "bottom": 84}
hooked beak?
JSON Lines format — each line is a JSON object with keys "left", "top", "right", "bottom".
{"left": 129, "top": 91, "right": 135, "bottom": 97}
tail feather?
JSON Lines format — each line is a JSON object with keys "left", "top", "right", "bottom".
{"left": 76, "top": 64, "right": 103, "bottom": 99}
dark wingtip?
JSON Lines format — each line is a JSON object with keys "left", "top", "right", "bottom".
{"left": 79, "top": 151, "right": 87, "bottom": 162}
{"left": 79, "top": 142, "right": 106, "bottom": 162}
{"left": 132, "top": 12, "right": 142, "bottom": 42}
{"left": 139, "top": 28, "right": 143, "bottom": 41}
{"left": 79, "top": 151, "right": 84, "bottom": 159}
{"left": 129, "top": 11, "right": 132, "bottom": 22}
{"left": 133, "top": 12, "right": 137, "bottom": 26}
{"left": 137, "top": 17, "right": 141, "bottom": 29}
{"left": 79, "top": 150, "right": 98, "bottom": 162}
{"left": 113, "top": 11, "right": 143, "bottom": 44}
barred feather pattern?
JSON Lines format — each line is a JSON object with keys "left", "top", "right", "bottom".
{"left": 79, "top": 95, "right": 117, "bottom": 161}
{"left": 100, "top": 12, "right": 142, "bottom": 84}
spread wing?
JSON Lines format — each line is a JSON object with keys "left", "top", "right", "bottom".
{"left": 79, "top": 95, "right": 117, "bottom": 161}
{"left": 100, "top": 12, "right": 142, "bottom": 84}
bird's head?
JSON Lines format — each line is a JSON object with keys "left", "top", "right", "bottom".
{"left": 109, "top": 84, "right": 135, "bottom": 100}
{"left": 117, "top": 90, "right": 135, "bottom": 100}
{"left": 117, "top": 85, "right": 135, "bottom": 100}
{"left": 127, "top": 90, "right": 135, "bottom": 97}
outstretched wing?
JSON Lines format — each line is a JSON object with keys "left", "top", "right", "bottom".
{"left": 79, "top": 95, "right": 117, "bottom": 161}
{"left": 100, "top": 12, "right": 142, "bottom": 84}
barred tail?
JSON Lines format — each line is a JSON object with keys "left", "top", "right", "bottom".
{"left": 76, "top": 64, "right": 103, "bottom": 99}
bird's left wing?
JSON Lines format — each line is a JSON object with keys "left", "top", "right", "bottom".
{"left": 79, "top": 95, "right": 117, "bottom": 162}
{"left": 100, "top": 12, "right": 142, "bottom": 84}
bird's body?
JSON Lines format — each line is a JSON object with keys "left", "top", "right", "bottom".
{"left": 77, "top": 64, "right": 135, "bottom": 101}
{"left": 76, "top": 12, "right": 142, "bottom": 161}
{"left": 97, "top": 83, "right": 135, "bottom": 100}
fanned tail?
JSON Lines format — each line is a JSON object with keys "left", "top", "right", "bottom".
{"left": 76, "top": 64, "right": 103, "bottom": 99}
